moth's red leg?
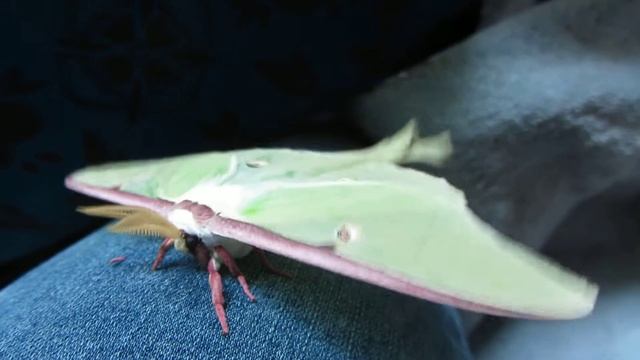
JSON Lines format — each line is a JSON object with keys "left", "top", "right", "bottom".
{"left": 151, "top": 237, "right": 174, "bottom": 271}
{"left": 214, "top": 246, "right": 256, "bottom": 302}
{"left": 207, "top": 258, "right": 229, "bottom": 335}
{"left": 255, "top": 248, "right": 291, "bottom": 278}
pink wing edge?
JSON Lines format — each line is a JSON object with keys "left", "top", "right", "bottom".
{"left": 65, "top": 174, "right": 549, "bottom": 320}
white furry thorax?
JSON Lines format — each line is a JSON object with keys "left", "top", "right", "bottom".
{"left": 167, "top": 208, "right": 252, "bottom": 258}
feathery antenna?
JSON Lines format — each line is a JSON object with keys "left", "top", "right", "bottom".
{"left": 77, "top": 205, "right": 182, "bottom": 239}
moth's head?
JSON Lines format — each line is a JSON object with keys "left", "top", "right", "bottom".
{"left": 173, "top": 232, "right": 188, "bottom": 253}
{"left": 173, "top": 231, "right": 201, "bottom": 254}
{"left": 174, "top": 230, "right": 210, "bottom": 269}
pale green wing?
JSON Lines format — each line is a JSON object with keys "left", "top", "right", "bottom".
{"left": 234, "top": 162, "right": 597, "bottom": 319}
{"left": 71, "top": 120, "right": 451, "bottom": 199}
{"left": 67, "top": 121, "right": 595, "bottom": 319}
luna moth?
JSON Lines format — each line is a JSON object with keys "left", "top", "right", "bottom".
{"left": 65, "top": 121, "right": 598, "bottom": 335}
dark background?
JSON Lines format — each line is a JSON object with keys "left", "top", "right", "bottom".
{"left": 0, "top": 0, "right": 484, "bottom": 288}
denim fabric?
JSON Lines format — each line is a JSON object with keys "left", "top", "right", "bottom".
{"left": 0, "top": 229, "right": 471, "bottom": 359}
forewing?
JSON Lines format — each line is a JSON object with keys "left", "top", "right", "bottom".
{"left": 69, "top": 120, "right": 450, "bottom": 200}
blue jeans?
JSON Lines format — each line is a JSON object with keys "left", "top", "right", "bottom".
{"left": 0, "top": 229, "right": 471, "bottom": 359}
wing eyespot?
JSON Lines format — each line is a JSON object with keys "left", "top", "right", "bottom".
{"left": 245, "top": 159, "right": 269, "bottom": 168}
{"left": 336, "top": 223, "right": 360, "bottom": 243}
